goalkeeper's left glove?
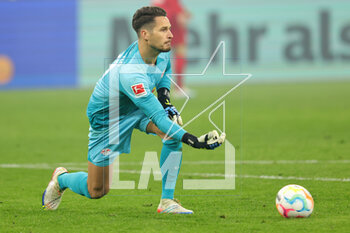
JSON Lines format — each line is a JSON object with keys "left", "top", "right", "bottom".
{"left": 182, "top": 130, "right": 226, "bottom": 150}
{"left": 158, "top": 87, "right": 183, "bottom": 126}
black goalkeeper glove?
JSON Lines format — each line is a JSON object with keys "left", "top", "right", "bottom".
{"left": 158, "top": 87, "right": 183, "bottom": 125}
{"left": 182, "top": 130, "right": 226, "bottom": 150}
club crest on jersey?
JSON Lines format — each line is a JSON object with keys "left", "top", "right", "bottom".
{"left": 131, "top": 83, "right": 147, "bottom": 97}
{"left": 101, "top": 148, "right": 111, "bottom": 156}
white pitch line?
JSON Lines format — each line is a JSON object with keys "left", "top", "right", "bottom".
{"left": 51, "top": 160, "right": 350, "bottom": 166}
{"left": 0, "top": 163, "right": 349, "bottom": 182}
{"left": 1, "top": 159, "right": 349, "bottom": 169}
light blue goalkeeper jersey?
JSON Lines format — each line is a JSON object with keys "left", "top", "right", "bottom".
{"left": 86, "top": 41, "right": 186, "bottom": 157}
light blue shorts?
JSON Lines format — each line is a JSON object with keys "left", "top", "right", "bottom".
{"left": 87, "top": 109, "right": 151, "bottom": 167}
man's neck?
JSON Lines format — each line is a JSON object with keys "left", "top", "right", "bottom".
{"left": 138, "top": 40, "right": 159, "bottom": 65}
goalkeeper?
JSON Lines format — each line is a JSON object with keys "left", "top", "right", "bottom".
{"left": 42, "top": 6, "right": 225, "bottom": 214}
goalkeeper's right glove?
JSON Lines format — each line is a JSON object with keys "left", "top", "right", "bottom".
{"left": 181, "top": 130, "right": 226, "bottom": 150}
{"left": 158, "top": 87, "right": 183, "bottom": 126}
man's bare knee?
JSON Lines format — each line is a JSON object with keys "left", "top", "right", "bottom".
{"left": 88, "top": 184, "right": 109, "bottom": 199}
{"left": 87, "top": 161, "right": 112, "bottom": 199}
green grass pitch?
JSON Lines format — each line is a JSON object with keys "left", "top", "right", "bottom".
{"left": 0, "top": 81, "right": 349, "bottom": 232}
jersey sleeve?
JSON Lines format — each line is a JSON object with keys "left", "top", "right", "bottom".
{"left": 119, "top": 72, "right": 186, "bottom": 141}
{"left": 157, "top": 57, "right": 172, "bottom": 91}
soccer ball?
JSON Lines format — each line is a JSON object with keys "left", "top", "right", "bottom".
{"left": 276, "top": 184, "right": 314, "bottom": 218}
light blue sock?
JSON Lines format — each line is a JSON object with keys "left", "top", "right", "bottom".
{"left": 160, "top": 139, "right": 183, "bottom": 199}
{"left": 58, "top": 172, "right": 91, "bottom": 199}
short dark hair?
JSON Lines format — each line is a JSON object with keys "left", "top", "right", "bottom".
{"left": 132, "top": 6, "right": 167, "bottom": 36}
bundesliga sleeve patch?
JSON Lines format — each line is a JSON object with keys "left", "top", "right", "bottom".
{"left": 131, "top": 83, "right": 147, "bottom": 97}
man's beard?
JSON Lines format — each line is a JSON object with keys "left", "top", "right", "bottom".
{"left": 151, "top": 44, "right": 171, "bottom": 53}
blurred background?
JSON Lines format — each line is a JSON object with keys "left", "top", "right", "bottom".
{"left": 1, "top": 2, "right": 349, "bottom": 231}
{"left": 1, "top": 0, "right": 349, "bottom": 90}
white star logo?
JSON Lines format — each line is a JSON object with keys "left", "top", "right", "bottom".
{"left": 164, "top": 41, "right": 252, "bottom": 140}
{"left": 166, "top": 41, "right": 252, "bottom": 190}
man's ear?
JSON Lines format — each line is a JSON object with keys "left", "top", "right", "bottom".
{"left": 140, "top": 28, "right": 150, "bottom": 42}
